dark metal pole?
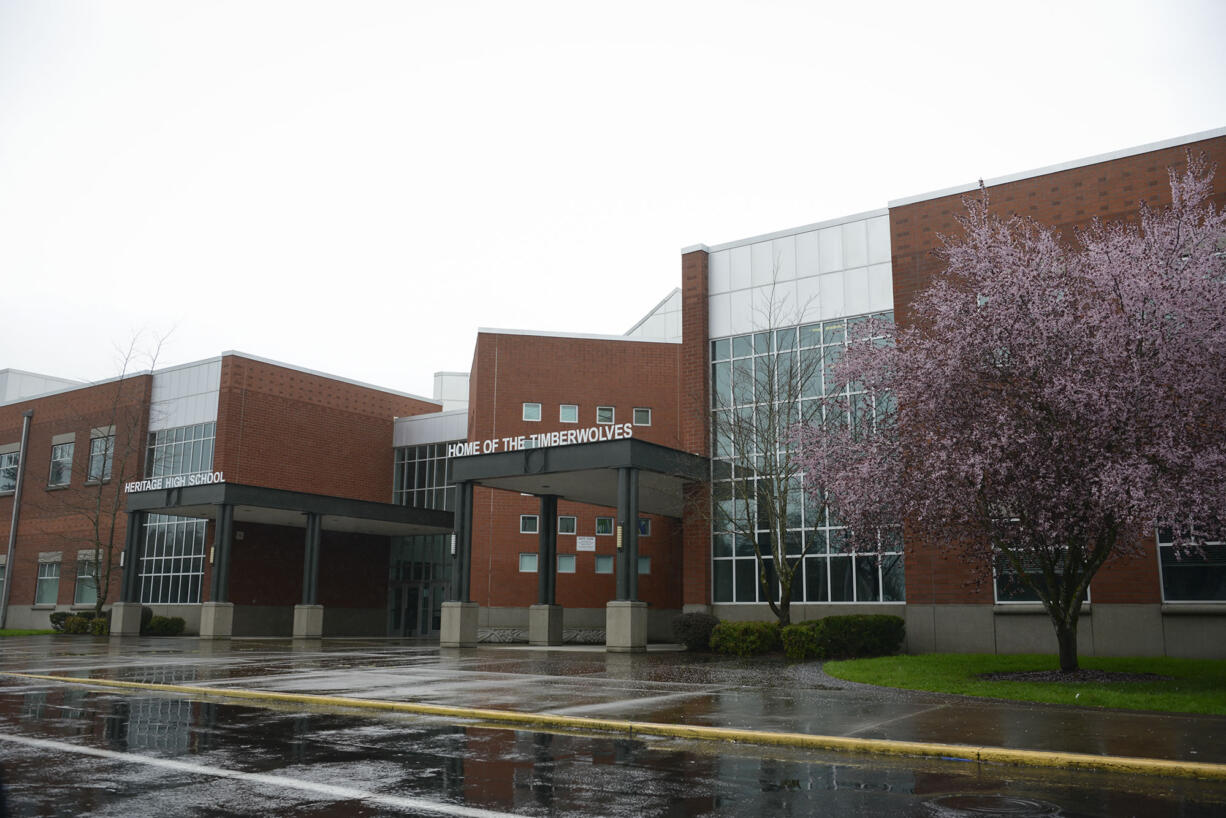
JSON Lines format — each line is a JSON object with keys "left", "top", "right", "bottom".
{"left": 459, "top": 482, "right": 473, "bottom": 603}
{"left": 616, "top": 467, "right": 629, "bottom": 601}
{"left": 537, "top": 495, "right": 557, "bottom": 605}
{"left": 626, "top": 468, "right": 639, "bottom": 602}
{"left": 120, "top": 510, "right": 146, "bottom": 603}
{"left": 302, "top": 512, "right": 321, "bottom": 605}
{"left": 449, "top": 482, "right": 466, "bottom": 602}
{"left": 212, "top": 503, "right": 233, "bottom": 602}
{"left": 0, "top": 410, "right": 34, "bottom": 629}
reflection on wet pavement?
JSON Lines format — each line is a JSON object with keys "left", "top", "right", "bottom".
{"left": 0, "top": 636, "right": 1224, "bottom": 816}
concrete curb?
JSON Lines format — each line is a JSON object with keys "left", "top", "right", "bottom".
{"left": 10, "top": 672, "right": 1226, "bottom": 781}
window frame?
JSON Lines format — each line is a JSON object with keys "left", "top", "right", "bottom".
{"left": 596, "top": 406, "right": 615, "bottom": 425}
{"left": 0, "top": 450, "right": 19, "bottom": 494}
{"left": 74, "top": 558, "right": 98, "bottom": 606}
{"left": 595, "top": 516, "right": 614, "bottom": 536}
{"left": 633, "top": 407, "right": 652, "bottom": 426}
{"left": 86, "top": 434, "right": 114, "bottom": 483}
{"left": 518, "top": 553, "right": 539, "bottom": 573}
{"left": 522, "top": 402, "right": 542, "bottom": 422}
{"left": 594, "top": 555, "right": 614, "bottom": 574}
{"left": 35, "top": 561, "right": 60, "bottom": 606}
{"left": 638, "top": 518, "right": 651, "bottom": 537}
{"left": 48, "top": 442, "right": 74, "bottom": 487}
{"left": 557, "top": 515, "right": 577, "bottom": 535}
{"left": 519, "top": 515, "right": 539, "bottom": 534}
{"left": 557, "top": 554, "right": 577, "bottom": 573}
{"left": 638, "top": 556, "right": 651, "bottom": 575}
{"left": 559, "top": 404, "right": 578, "bottom": 424}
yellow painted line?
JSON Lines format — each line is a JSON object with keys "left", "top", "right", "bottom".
{"left": 8, "top": 672, "right": 1226, "bottom": 781}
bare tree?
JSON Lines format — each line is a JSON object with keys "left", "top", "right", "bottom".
{"left": 43, "top": 334, "right": 165, "bottom": 616}
{"left": 710, "top": 279, "right": 827, "bottom": 625}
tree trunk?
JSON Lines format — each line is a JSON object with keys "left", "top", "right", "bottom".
{"left": 776, "top": 595, "right": 791, "bottom": 626}
{"left": 1055, "top": 622, "right": 1079, "bottom": 672}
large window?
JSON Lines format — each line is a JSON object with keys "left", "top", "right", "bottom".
{"left": 147, "top": 422, "right": 215, "bottom": 478}
{"left": 0, "top": 450, "right": 19, "bottom": 493}
{"left": 49, "top": 442, "right": 74, "bottom": 487}
{"left": 393, "top": 441, "right": 456, "bottom": 510}
{"left": 1159, "top": 529, "right": 1226, "bottom": 601}
{"left": 710, "top": 315, "right": 904, "bottom": 604}
{"left": 138, "top": 515, "right": 207, "bottom": 604}
{"left": 35, "top": 561, "right": 60, "bottom": 605}
{"left": 87, "top": 434, "right": 114, "bottom": 482}
{"left": 994, "top": 550, "right": 1089, "bottom": 604}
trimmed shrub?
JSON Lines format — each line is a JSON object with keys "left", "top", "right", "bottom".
{"left": 49, "top": 611, "right": 71, "bottom": 633}
{"left": 140, "top": 606, "right": 153, "bottom": 634}
{"left": 63, "top": 615, "right": 92, "bottom": 634}
{"left": 146, "top": 615, "right": 185, "bottom": 636}
{"left": 709, "top": 621, "right": 780, "bottom": 657}
{"left": 89, "top": 616, "right": 109, "bottom": 636}
{"left": 781, "top": 621, "right": 823, "bottom": 661}
{"left": 671, "top": 612, "right": 720, "bottom": 652}
{"left": 819, "top": 614, "right": 904, "bottom": 659}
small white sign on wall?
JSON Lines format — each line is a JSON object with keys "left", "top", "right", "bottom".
{"left": 576, "top": 536, "right": 596, "bottom": 552}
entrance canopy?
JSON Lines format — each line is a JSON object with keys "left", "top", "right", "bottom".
{"left": 125, "top": 482, "right": 453, "bottom": 537}
{"left": 449, "top": 438, "right": 712, "bottom": 517}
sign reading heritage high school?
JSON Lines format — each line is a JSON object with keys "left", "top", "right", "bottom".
{"left": 447, "top": 423, "right": 634, "bottom": 458}
{"left": 124, "top": 471, "right": 226, "bottom": 493}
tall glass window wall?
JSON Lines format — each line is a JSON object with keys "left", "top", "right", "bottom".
{"left": 138, "top": 422, "right": 216, "bottom": 604}
{"left": 710, "top": 315, "right": 904, "bottom": 604}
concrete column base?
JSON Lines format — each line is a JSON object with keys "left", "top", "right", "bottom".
{"left": 110, "top": 602, "right": 143, "bottom": 637}
{"left": 293, "top": 604, "right": 324, "bottom": 639}
{"left": 528, "top": 604, "right": 564, "bottom": 646}
{"left": 606, "top": 600, "right": 648, "bottom": 653}
{"left": 199, "top": 602, "right": 234, "bottom": 639}
{"left": 440, "top": 601, "right": 479, "bottom": 648}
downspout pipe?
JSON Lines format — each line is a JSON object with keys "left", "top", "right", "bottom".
{"left": 0, "top": 409, "right": 34, "bottom": 629}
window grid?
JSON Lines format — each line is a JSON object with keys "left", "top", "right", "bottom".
{"left": 138, "top": 514, "right": 206, "bottom": 604}
{"left": 74, "top": 558, "right": 98, "bottom": 606}
{"left": 49, "top": 443, "right": 73, "bottom": 486}
{"left": 393, "top": 441, "right": 457, "bottom": 511}
{"left": 709, "top": 314, "right": 904, "bottom": 604}
{"left": 35, "top": 562, "right": 60, "bottom": 605}
{"left": 0, "top": 451, "right": 18, "bottom": 492}
{"left": 147, "top": 422, "right": 215, "bottom": 479}
{"left": 87, "top": 435, "right": 114, "bottom": 482}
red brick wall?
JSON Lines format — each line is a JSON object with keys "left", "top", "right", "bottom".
{"left": 465, "top": 332, "right": 685, "bottom": 610}
{"left": 889, "top": 135, "right": 1226, "bottom": 605}
{"left": 0, "top": 375, "right": 151, "bottom": 611}
{"left": 680, "top": 248, "right": 712, "bottom": 606}
{"left": 213, "top": 355, "right": 440, "bottom": 503}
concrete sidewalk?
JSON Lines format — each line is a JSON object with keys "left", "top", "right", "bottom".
{"left": 2, "top": 636, "right": 1223, "bottom": 769}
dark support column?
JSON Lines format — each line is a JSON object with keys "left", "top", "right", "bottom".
{"left": 626, "top": 468, "right": 640, "bottom": 602}
{"left": 458, "top": 482, "right": 474, "bottom": 603}
{"left": 453, "top": 480, "right": 465, "bottom": 600}
{"left": 120, "top": 511, "right": 146, "bottom": 603}
{"left": 211, "top": 503, "right": 233, "bottom": 603}
{"left": 537, "top": 495, "right": 557, "bottom": 605}
{"left": 615, "top": 467, "right": 630, "bottom": 601}
{"left": 302, "top": 512, "right": 321, "bottom": 606}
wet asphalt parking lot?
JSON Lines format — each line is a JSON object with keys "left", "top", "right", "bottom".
{"left": 1, "top": 636, "right": 1224, "bottom": 817}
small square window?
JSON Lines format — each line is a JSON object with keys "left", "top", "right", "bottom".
{"left": 638, "top": 518, "right": 651, "bottom": 537}
{"left": 633, "top": 407, "right": 651, "bottom": 426}
{"left": 522, "top": 403, "right": 542, "bottom": 422}
{"left": 558, "top": 516, "right": 577, "bottom": 535}
{"left": 557, "top": 554, "right": 576, "bottom": 573}
{"left": 519, "top": 553, "right": 538, "bottom": 572}
{"left": 595, "top": 516, "right": 614, "bottom": 536}
{"left": 520, "top": 515, "right": 539, "bottom": 534}
{"left": 638, "top": 556, "right": 651, "bottom": 575}
{"left": 596, "top": 406, "right": 614, "bottom": 425}
{"left": 560, "top": 404, "right": 578, "bottom": 423}
{"left": 594, "top": 555, "right": 614, "bottom": 574}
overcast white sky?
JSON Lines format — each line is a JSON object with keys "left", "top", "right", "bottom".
{"left": 2, "top": 0, "right": 1224, "bottom": 399}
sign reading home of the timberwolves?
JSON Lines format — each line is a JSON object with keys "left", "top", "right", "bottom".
{"left": 124, "top": 471, "right": 226, "bottom": 493}
{"left": 447, "top": 423, "right": 634, "bottom": 458}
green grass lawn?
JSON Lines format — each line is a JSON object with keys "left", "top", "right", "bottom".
{"left": 823, "top": 654, "right": 1226, "bottom": 715}
{"left": 0, "top": 629, "right": 55, "bottom": 637}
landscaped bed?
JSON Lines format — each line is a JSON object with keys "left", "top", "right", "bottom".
{"left": 823, "top": 653, "right": 1226, "bottom": 715}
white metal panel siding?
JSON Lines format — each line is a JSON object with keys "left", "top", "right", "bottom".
{"left": 148, "top": 360, "right": 221, "bottom": 432}
{"left": 394, "top": 411, "right": 469, "bottom": 447}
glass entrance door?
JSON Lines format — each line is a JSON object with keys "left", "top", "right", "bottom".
{"left": 388, "top": 535, "right": 451, "bottom": 638}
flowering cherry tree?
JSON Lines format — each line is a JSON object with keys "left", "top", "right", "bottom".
{"left": 795, "top": 156, "right": 1226, "bottom": 671}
